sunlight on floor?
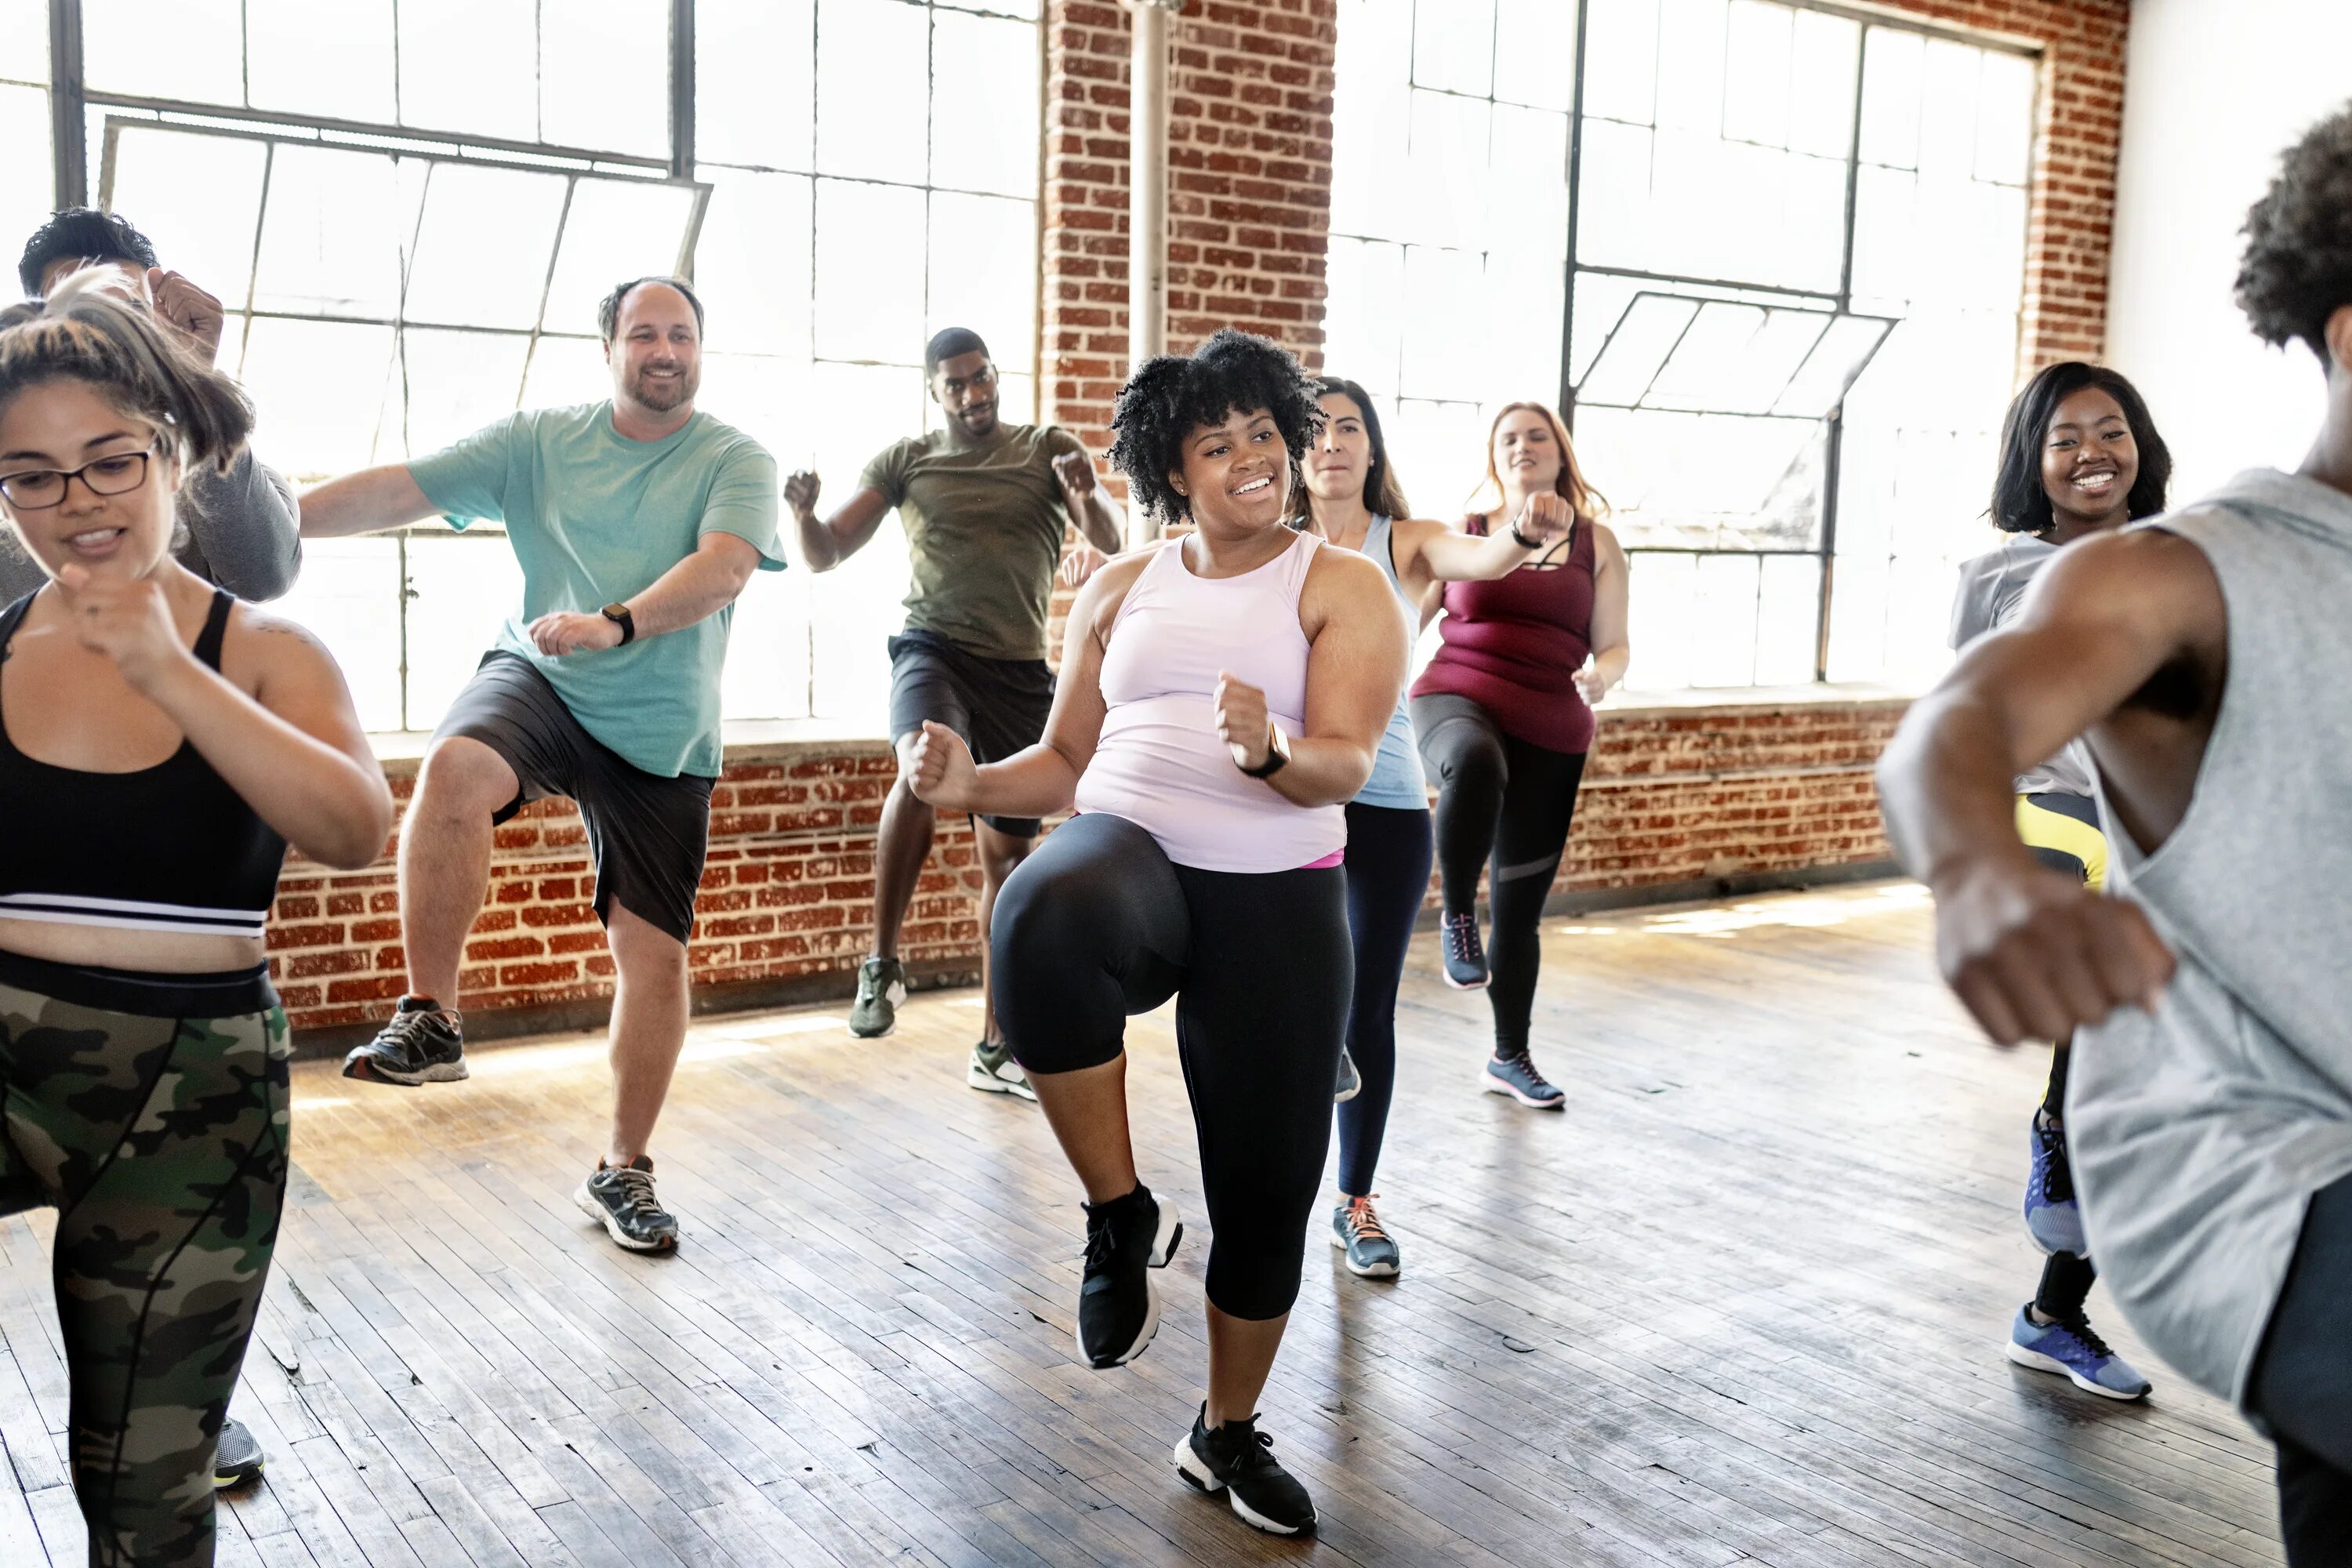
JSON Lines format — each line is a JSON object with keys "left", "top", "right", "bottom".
{"left": 1555, "top": 881, "right": 1930, "bottom": 940}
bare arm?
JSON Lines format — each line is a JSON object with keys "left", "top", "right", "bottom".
{"left": 524, "top": 532, "right": 766, "bottom": 655}
{"left": 1223, "top": 546, "right": 1408, "bottom": 808}
{"left": 1579, "top": 523, "right": 1631, "bottom": 701}
{"left": 784, "top": 473, "right": 891, "bottom": 572}
{"left": 1394, "top": 492, "right": 1573, "bottom": 593}
{"left": 299, "top": 465, "right": 440, "bottom": 539}
{"left": 1052, "top": 445, "right": 1126, "bottom": 553}
{"left": 1876, "top": 530, "right": 2216, "bottom": 1043}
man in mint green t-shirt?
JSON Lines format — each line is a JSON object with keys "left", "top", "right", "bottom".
{"left": 300, "top": 276, "right": 782, "bottom": 1254}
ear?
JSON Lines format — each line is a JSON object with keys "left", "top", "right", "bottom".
{"left": 1167, "top": 467, "right": 1187, "bottom": 498}
{"left": 602, "top": 338, "right": 615, "bottom": 366}
{"left": 2326, "top": 304, "right": 2352, "bottom": 377}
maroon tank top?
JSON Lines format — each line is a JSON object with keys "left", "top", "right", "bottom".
{"left": 1409, "top": 513, "right": 1598, "bottom": 754}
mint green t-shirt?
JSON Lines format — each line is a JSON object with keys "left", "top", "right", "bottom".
{"left": 408, "top": 402, "right": 784, "bottom": 778}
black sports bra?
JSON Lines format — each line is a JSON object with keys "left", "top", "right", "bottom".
{"left": 0, "top": 588, "right": 288, "bottom": 939}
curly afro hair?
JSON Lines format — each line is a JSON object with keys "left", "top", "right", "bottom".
{"left": 1109, "top": 328, "right": 1323, "bottom": 525}
{"left": 2236, "top": 102, "right": 2352, "bottom": 358}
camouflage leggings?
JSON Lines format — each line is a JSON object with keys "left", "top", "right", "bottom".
{"left": 0, "top": 955, "right": 289, "bottom": 1568}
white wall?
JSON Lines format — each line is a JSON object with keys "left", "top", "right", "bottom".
{"left": 2105, "top": 0, "right": 2352, "bottom": 503}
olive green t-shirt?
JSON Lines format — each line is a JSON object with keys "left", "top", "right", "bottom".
{"left": 858, "top": 423, "right": 1083, "bottom": 662}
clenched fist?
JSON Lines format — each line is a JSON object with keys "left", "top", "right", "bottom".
{"left": 905, "top": 719, "right": 978, "bottom": 810}
{"left": 1061, "top": 543, "right": 1109, "bottom": 589}
{"left": 1512, "top": 490, "right": 1573, "bottom": 548}
{"left": 784, "top": 470, "right": 822, "bottom": 521}
{"left": 1053, "top": 448, "right": 1094, "bottom": 505}
{"left": 526, "top": 611, "right": 623, "bottom": 655}
{"left": 1212, "top": 670, "right": 1272, "bottom": 771}
{"left": 1933, "top": 859, "right": 2174, "bottom": 1045}
{"left": 145, "top": 269, "right": 227, "bottom": 365}
{"left": 53, "top": 564, "right": 191, "bottom": 691}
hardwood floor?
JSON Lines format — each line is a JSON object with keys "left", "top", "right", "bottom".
{"left": 0, "top": 882, "right": 2285, "bottom": 1566}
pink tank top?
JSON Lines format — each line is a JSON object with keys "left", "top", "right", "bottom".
{"left": 1076, "top": 532, "right": 1344, "bottom": 873}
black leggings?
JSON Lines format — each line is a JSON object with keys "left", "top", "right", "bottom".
{"left": 991, "top": 812, "right": 1352, "bottom": 1320}
{"left": 1412, "top": 693, "right": 1588, "bottom": 1058}
{"left": 1336, "top": 803, "right": 1434, "bottom": 1198}
{"left": 2249, "top": 1172, "right": 2352, "bottom": 1566}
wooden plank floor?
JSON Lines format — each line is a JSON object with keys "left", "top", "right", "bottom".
{"left": 0, "top": 882, "right": 2286, "bottom": 1566}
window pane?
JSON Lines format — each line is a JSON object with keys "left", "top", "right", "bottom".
{"left": 1918, "top": 39, "right": 1981, "bottom": 180}
{"left": 1976, "top": 52, "right": 2036, "bottom": 186}
{"left": 1412, "top": 0, "right": 1493, "bottom": 96}
{"left": 816, "top": 0, "right": 928, "bottom": 184}
{"left": 698, "top": 0, "right": 817, "bottom": 170}
{"left": 0, "top": 0, "right": 48, "bottom": 82}
{"left": 1399, "top": 245, "right": 1489, "bottom": 402}
{"left": 1387, "top": 398, "right": 1487, "bottom": 522}
{"left": 1623, "top": 552, "right": 1694, "bottom": 691}
{"left": 540, "top": 2, "right": 670, "bottom": 155}
{"left": 1858, "top": 27, "right": 1921, "bottom": 170}
{"left": 927, "top": 192, "right": 1036, "bottom": 374}
{"left": 246, "top": 0, "right": 395, "bottom": 123}
{"left": 238, "top": 318, "right": 397, "bottom": 481}
{"left": 84, "top": 0, "right": 244, "bottom": 104}
{"left": 699, "top": 352, "right": 806, "bottom": 465}
{"left": 404, "top": 535, "right": 528, "bottom": 730}
{"left": 1755, "top": 553, "right": 1819, "bottom": 684}
{"left": 403, "top": 164, "right": 569, "bottom": 329}
{"left": 931, "top": 13, "right": 1037, "bottom": 197}
{"left": 391, "top": 329, "right": 531, "bottom": 460}
{"left": 104, "top": 127, "right": 268, "bottom": 310}
{"left": 1775, "top": 314, "right": 1889, "bottom": 418}
{"left": 1568, "top": 271, "right": 1642, "bottom": 388}
{"left": 1488, "top": 104, "right": 1569, "bottom": 263}
{"left": 0, "top": 85, "right": 49, "bottom": 266}
{"left": 723, "top": 567, "right": 812, "bottom": 721}
{"left": 693, "top": 168, "right": 814, "bottom": 359}
{"left": 1483, "top": 247, "right": 1564, "bottom": 405}
{"left": 1653, "top": 0, "right": 1726, "bottom": 135}
{"left": 1404, "top": 90, "right": 1490, "bottom": 250}
{"left": 521, "top": 335, "right": 614, "bottom": 410}
{"left": 1690, "top": 553, "right": 1762, "bottom": 686}
{"left": 1576, "top": 407, "right": 1823, "bottom": 550}
{"left": 1789, "top": 9, "right": 1860, "bottom": 160}
{"left": 807, "top": 363, "right": 920, "bottom": 717}
{"left": 1490, "top": 0, "right": 1574, "bottom": 112}
{"left": 251, "top": 145, "right": 419, "bottom": 321}
{"left": 1646, "top": 302, "right": 1829, "bottom": 416}
{"left": 543, "top": 179, "right": 699, "bottom": 336}
{"left": 1322, "top": 238, "right": 1405, "bottom": 397}
{"left": 1329, "top": 0, "right": 1411, "bottom": 242}
{"left": 270, "top": 539, "right": 404, "bottom": 731}
{"left": 935, "top": 0, "right": 1038, "bottom": 16}
{"left": 1577, "top": 292, "right": 1695, "bottom": 408}
{"left": 397, "top": 0, "right": 538, "bottom": 141}
{"left": 1721, "top": 1, "right": 1791, "bottom": 151}
{"left": 1582, "top": 0, "right": 1657, "bottom": 125}
{"left": 814, "top": 180, "right": 925, "bottom": 362}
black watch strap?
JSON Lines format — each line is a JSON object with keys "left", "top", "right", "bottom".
{"left": 601, "top": 602, "right": 636, "bottom": 645}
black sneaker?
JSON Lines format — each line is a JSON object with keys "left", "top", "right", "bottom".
{"left": 575, "top": 1156, "right": 680, "bottom": 1252}
{"left": 1482, "top": 1047, "right": 1565, "bottom": 1109}
{"left": 848, "top": 956, "right": 906, "bottom": 1038}
{"left": 343, "top": 996, "right": 469, "bottom": 1084}
{"left": 1334, "top": 1046, "right": 1362, "bottom": 1104}
{"left": 212, "top": 1417, "right": 263, "bottom": 1489}
{"left": 1440, "top": 913, "right": 1489, "bottom": 989}
{"left": 1077, "top": 1185, "right": 1182, "bottom": 1368}
{"left": 1173, "top": 1404, "right": 1317, "bottom": 1535}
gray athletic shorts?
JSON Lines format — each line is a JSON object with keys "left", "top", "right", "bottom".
{"left": 434, "top": 652, "right": 713, "bottom": 945}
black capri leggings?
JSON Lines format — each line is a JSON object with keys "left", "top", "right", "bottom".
{"left": 1411, "top": 693, "right": 1588, "bottom": 1058}
{"left": 1337, "top": 802, "right": 1434, "bottom": 1198}
{"left": 991, "top": 812, "right": 1352, "bottom": 1320}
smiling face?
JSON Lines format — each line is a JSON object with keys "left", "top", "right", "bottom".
{"left": 931, "top": 349, "right": 1000, "bottom": 441}
{"left": 2038, "top": 386, "right": 2139, "bottom": 542}
{"left": 606, "top": 282, "right": 702, "bottom": 415}
{"left": 1492, "top": 405, "right": 1562, "bottom": 496}
{"left": 0, "top": 377, "right": 176, "bottom": 580}
{"left": 1304, "top": 390, "right": 1370, "bottom": 506}
{"left": 1172, "top": 405, "right": 1290, "bottom": 534}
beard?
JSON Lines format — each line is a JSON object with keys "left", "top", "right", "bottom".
{"left": 628, "top": 361, "right": 699, "bottom": 412}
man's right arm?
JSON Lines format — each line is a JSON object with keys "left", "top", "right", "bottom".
{"left": 786, "top": 476, "right": 891, "bottom": 572}
{"left": 298, "top": 466, "right": 442, "bottom": 539}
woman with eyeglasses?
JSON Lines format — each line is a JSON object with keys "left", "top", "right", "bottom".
{"left": 0, "top": 274, "right": 391, "bottom": 1564}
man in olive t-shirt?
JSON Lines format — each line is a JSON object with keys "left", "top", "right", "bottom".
{"left": 787, "top": 328, "right": 1123, "bottom": 1091}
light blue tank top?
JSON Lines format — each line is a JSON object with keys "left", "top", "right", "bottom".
{"left": 1354, "top": 514, "right": 1431, "bottom": 810}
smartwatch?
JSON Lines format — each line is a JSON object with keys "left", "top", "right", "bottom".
{"left": 601, "top": 602, "right": 636, "bottom": 645}
{"left": 1239, "top": 723, "right": 1291, "bottom": 779}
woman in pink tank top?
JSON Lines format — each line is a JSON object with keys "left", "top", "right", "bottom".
{"left": 906, "top": 331, "right": 1407, "bottom": 1538}
{"left": 1410, "top": 401, "right": 1630, "bottom": 1110}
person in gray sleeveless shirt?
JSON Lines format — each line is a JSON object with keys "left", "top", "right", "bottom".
{"left": 1879, "top": 104, "right": 2352, "bottom": 1564}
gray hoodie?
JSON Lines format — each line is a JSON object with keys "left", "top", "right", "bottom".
{"left": 0, "top": 447, "right": 302, "bottom": 605}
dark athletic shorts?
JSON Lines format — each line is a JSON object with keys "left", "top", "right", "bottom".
{"left": 434, "top": 652, "right": 713, "bottom": 945}
{"left": 887, "top": 629, "right": 1055, "bottom": 839}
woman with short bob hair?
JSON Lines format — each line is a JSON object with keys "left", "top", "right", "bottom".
{"left": 908, "top": 330, "right": 1408, "bottom": 1538}
{"left": 0, "top": 274, "right": 391, "bottom": 1563}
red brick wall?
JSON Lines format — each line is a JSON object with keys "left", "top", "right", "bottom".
{"left": 269, "top": 700, "right": 1903, "bottom": 1040}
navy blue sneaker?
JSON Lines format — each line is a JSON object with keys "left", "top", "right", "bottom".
{"left": 2005, "top": 1305, "right": 2151, "bottom": 1400}
{"left": 2024, "top": 1112, "right": 2087, "bottom": 1256}
{"left": 1440, "top": 913, "right": 1489, "bottom": 989}
{"left": 1481, "top": 1048, "right": 1564, "bottom": 1109}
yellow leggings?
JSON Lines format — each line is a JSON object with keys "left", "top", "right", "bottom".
{"left": 2016, "top": 793, "right": 2105, "bottom": 893}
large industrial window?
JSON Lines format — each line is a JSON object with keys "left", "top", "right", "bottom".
{"left": 24, "top": 0, "right": 1042, "bottom": 733}
{"left": 1327, "top": 0, "right": 2036, "bottom": 693}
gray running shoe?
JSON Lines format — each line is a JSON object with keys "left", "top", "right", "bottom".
{"left": 1330, "top": 1195, "right": 1400, "bottom": 1278}
{"left": 575, "top": 1156, "right": 680, "bottom": 1253}
{"left": 212, "top": 1417, "right": 264, "bottom": 1488}
{"left": 848, "top": 956, "right": 907, "bottom": 1038}
{"left": 1481, "top": 1048, "right": 1565, "bottom": 1109}
{"left": 1334, "top": 1047, "right": 1362, "bottom": 1104}
{"left": 969, "top": 1039, "right": 1038, "bottom": 1102}
{"left": 343, "top": 996, "right": 469, "bottom": 1084}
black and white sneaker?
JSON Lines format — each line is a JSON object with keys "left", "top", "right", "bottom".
{"left": 1440, "top": 913, "right": 1490, "bottom": 989}
{"left": 1077, "top": 1185, "right": 1182, "bottom": 1368}
{"left": 343, "top": 996, "right": 469, "bottom": 1084}
{"left": 1482, "top": 1047, "right": 1565, "bottom": 1109}
{"left": 575, "top": 1156, "right": 680, "bottom": 1253}
{"left": 1174, "top": 1404, "right": 1318, "bottom": 1536}
{"left": 212, "top": 1417, "right": 264, "bottom": 1489}
{"left": 1334, "top": 1046, "right": 1362, "bottom": 1104}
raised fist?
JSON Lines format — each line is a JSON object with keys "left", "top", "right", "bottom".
{"left": 1212, "top": 670, "right": 1272, "bottom": 772}
{"left": 784, "top": 470, "right": 822, "bottom": 520}
{"left": 145, "top": 268, "right": 227, "bottom": 365}
{"left": 1512, "top": 490, "right": 1573, "bottom": 547}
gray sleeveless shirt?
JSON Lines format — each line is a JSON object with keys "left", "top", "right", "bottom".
{"left": 2070, "top": 468, "right": 2352, "bottom": 1408}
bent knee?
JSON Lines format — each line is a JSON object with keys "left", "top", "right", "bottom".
{"left": 416, "top": 737, "right": 520, "bottom": 818}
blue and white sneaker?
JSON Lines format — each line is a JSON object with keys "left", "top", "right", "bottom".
{"left": 1481, "top": 1048, "right": 1565, "bottom": 1109}
{"left": 2024, "top": 1112, "right": 2087, "bottom": 1256}
{"left": 2005, "top": 1306, "right": 2151, "bottom": 1400}
{"left": 1440, "top": 913, "right": 1490, "bottom": 989}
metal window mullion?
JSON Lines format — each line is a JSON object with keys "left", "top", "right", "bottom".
{"left": 232, "top": 139, "right": 273, "bottom": 379}
{"left": 1557, "top": 0, "right": 1591, "bottom": 423}
{"left": 670, "top": 0, "right": 693, "bottom": 178}
{"left": 1813, "top": 23, "right": 1874, "bottom": 684}
{"left": 49, "top": 0, "right": 86, "bottom": 207}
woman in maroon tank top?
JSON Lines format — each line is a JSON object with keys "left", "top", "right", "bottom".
{"left": 1409, "top": 401, "right": 1628, "bottom": 1109}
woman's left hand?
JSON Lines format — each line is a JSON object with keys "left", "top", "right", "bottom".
{"left": 1212, "top": 670, "right": 1272, "bottom": 770}
{"left": 53, "top": 564, "right": 191, "bottom": 692}
{"left": 1573, "top": 666, "right": 1609, "bottom": 705}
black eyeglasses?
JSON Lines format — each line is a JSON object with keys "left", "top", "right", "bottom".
{"left": 0, "top": 446, "right": 158, "bottom": 510}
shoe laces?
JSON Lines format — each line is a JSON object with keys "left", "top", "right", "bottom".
{"left": 1443, "top": 913, "right": 1480, "bottom": 964}
{"left": 604, "top": 1163, "right": 663, "bottom": 1217}
{"left": 1498, "top": 1047, "right": 1555, "bottom": 1091}
{"left": 1343, "top": 1196, "right": 1389, "bottom": 1244}
{"left": 1083, "top": 1203, "right": 1135, "bottom": 1272}
{"left": 2036, "top": 1117, "right": 2076, "bottom": 1203}
{"left": 2050, "top": 1314, "right": 2114, "bottom": 1359}
{"left": 383, "top": 1006, "right": 455, "bottom": 1044}
{"left": 1212, "top": 1417, "right": 1283, "bottom": 1478}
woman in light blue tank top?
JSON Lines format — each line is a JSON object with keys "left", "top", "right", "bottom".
{"left": 1296, "top": 379, "right": 1573, "bottom": 1279}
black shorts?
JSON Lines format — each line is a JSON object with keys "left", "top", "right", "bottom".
{"left": 434, "top": 652, "right": 713, "bottom": 945}
{"left": 887, "top": 630, "right": 1055, "bottom": 839}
